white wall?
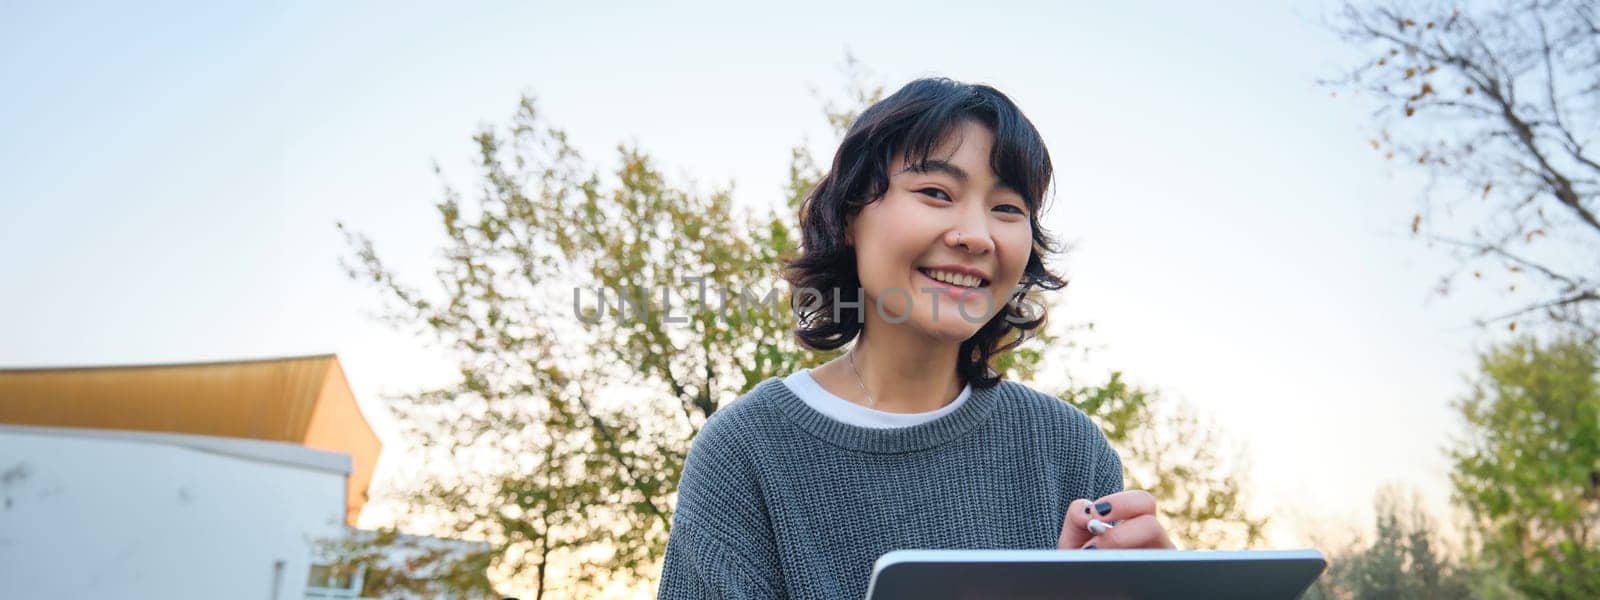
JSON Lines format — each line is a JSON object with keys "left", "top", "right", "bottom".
{"left": 0, "top": 425, "right": 350, "bottom": 600}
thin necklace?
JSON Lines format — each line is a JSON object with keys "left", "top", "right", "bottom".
{"left": 846, "top": 345, "right": 876, "bottom": 408}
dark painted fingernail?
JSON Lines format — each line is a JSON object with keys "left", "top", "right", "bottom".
{"left": 1085, "top": 543, "right": 1098, "bottom": 550}
{"left": 1095, "top": 502, "right": 1112, "bottom": 516}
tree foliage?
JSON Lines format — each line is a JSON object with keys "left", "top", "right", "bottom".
{"left": 314, "top": 527, "right": 498, "bottom": 599}
{"left": 1449, "top": 335, "right": 1600, "bottom": 598}
{"left": 338, "top": 91, "right": 811, "bottom": 596}
{"left": 1062, "top": 372, "right": 1268, "bottom": 550}
{"left": 1307, "top": 486, "right": 1476, "bottom": 600}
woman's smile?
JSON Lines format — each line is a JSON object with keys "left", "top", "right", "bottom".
{"left": 915, "top": 267, "right": 993, "bottom": 306}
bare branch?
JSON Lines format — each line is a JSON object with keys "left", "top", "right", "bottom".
{"left": 1474, "top": 289, "right": 1600, "bottom": 327}
{"left": 1427, "top": 234, "right": 1584, "bottom": 290}
{"left": 1329, "top": 0, "right": 1599, "bottom": 333}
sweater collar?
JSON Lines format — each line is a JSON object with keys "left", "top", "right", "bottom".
{"left": 757, "top": 375, "right": 1004, "bottom": 454}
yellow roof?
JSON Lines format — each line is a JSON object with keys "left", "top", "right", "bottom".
{"left": 0, "top": 354, "right": 382, "bottom": 525}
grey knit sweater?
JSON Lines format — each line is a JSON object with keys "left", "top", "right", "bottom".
{"left": 656, "top": 376, "right": 1125, "bottom": 599}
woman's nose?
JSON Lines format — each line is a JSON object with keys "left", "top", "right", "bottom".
{"left": 949, "top": 213, "right": 994, "bottom": 254}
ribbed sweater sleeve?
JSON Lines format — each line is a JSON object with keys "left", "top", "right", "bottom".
{"left": 657, "top": 408, "right": 783, "bottom": 600}
{"left": 657, "top": 514, "right": 781, "bottom": 599}
{"left": 1093, "top": 431, "right": 1126, "bottom": 501}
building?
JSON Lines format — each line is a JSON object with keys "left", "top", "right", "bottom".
{"left": 0, "top": 424, "right": 352, "bottom": 598}
{"left": 0, "top": 354, "right": 488, "bottom": 599}
{"left": 0, "top": 354, "right": 381, "bottom": 525}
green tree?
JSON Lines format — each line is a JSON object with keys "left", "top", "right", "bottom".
{"left": 340, "top": 92, "right": 811, "bottom": 596}
{"left": 1449, "top": 335, "right": 1600, "bottom": 598}
{"left": 1326, "top": 0, "right": 1599, "bottom": 334}
{"left": 339, "top": 61, "right": 1267, "bottom": 595}
{"left": 1307, "top": 486, "right": 1475, "bottom": 600}
{"left": 313, "top": 527, "right": 497, "bottom": 599}
{"left": 1062, "top": 372, "right": 1269, "bottom": 550}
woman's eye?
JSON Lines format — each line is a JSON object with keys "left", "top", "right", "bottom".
{"left": 994, "top": 204, "right": 1026, "bottom": 216}
{"left": 916, "top": 188, "right": 951, "bottom": 201}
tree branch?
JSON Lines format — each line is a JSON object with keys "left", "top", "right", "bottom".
{"left": 556, "top": 370, "right": 672, "bottom": 531}
{"left": 1428, "top": 234, "right": 1585, "bottom": 290}
{"left": 1474, "top": 289, "right": 1600, "bottom": 327}
{"left": 1475, "top": 54, "right": 1600, "bottom": 237}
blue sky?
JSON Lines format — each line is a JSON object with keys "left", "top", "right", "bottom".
{"left": 0, "top": 1, "right": 1516, "bottom": 548}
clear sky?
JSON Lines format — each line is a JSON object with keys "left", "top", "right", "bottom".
{"left": 1, "top": 0, "right": 1515, "bottom": 549}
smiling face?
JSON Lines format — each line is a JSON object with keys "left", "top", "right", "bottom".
{"left": 845, "top": 119, "right": 1034, "bottom": 343}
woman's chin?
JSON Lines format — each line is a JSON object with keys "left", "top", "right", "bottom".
{"left": 911, "top": 316, "right": 986, "bottom": 344}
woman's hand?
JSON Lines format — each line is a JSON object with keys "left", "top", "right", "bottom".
{"left": 1057, "top": 490, "right": 1177, "bottom": 550}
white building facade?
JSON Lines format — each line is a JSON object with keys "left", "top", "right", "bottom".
{"left": 0, "top": 424, "right": 350, "bottom": 599}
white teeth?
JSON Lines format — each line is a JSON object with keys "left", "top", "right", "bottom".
{"left": 923, "top": 269, "right": 982, "bottom": 288}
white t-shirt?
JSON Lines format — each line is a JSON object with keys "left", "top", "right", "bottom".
{"left": 780, "top": 368, "right": 972, "bottom": 429}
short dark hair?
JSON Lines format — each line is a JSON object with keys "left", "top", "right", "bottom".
{"left": 782, "top": 77, "right": 1069, "bottom": 389}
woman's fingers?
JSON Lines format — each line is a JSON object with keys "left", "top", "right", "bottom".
{"left": 1064, "top": 490, "right": 1170, "bottom": 549}
{"left": 1058, "top": 498, "right": 1095, "bottom": 549}
{"left": 1084, "top": 489, "right": 1157, "bottom": 524}
{"left": 1079, "top": 515, "right": 1176, "bottom": 549}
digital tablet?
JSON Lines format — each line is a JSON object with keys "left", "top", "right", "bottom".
{"left": 865, "top": 549, "right": 1327, "bottom": 600}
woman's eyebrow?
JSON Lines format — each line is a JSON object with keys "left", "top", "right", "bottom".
{"left": 902, "top": 159, "right": 1021, "bottom": 196}
{"left": 902, "top": 159, "right": 966, "bottom": 182}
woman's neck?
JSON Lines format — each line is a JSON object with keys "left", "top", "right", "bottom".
{"left": 814, "top": 323, "right": 966, "bottom": 414}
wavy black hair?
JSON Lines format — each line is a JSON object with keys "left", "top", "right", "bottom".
{"left": 782, "top": 77, "right": 1069, "bottom": 389}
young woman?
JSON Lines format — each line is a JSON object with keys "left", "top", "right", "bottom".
{"left": 657, "top": 77, "right": 1175, "bottom": 600}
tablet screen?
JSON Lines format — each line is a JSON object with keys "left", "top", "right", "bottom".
{"left": 865, "top": 549, "right": 1326, "bottom": 600}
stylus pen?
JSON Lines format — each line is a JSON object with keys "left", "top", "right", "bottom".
{"left": 1088, "top": 519, "right": 1119, "bottom": 536}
